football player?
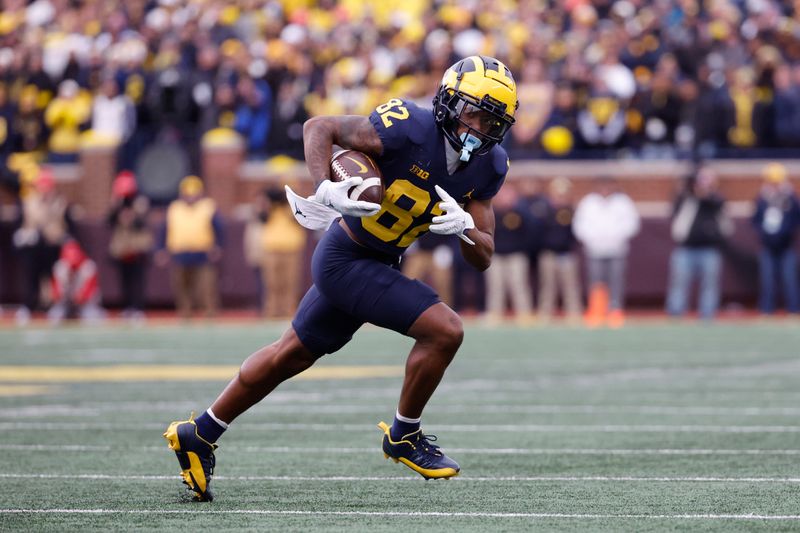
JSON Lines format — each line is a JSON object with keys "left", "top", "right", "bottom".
{"left": 164, "top": 55, "right": 518, "bottom": 501}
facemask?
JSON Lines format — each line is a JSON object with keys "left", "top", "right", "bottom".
{"left": 459, "top": 132, "right": 482, "bottom": 162}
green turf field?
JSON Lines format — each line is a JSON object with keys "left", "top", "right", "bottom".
{"left": 0, "top": 320, "right": 799, "bottom": 532}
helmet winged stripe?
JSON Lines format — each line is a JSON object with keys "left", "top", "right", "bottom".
{"left": 432, "top": 55, "right": 518, "bottom": 159}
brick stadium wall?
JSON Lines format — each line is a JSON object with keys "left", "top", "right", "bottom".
{"left": 51, "top": 152, "right": 800, "bottom": 216}
{"left": 1, "top": 146, "right": 798, "bottom": 310}
{"left": 0, "top": 215, "right": 765, "bottom": 310}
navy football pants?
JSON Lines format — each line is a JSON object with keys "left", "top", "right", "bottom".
{"left": 291, "top": 222, "right": 440, "bottom": 356}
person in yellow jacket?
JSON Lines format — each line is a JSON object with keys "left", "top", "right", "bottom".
{"left": 259, "top": 188, "right": 307, "bottom": 318}
{"left": 44, "top": 80, "right": 91, "bottom": 161}
{"left": 156, "top": 176, "right": 224, "bottom": 318}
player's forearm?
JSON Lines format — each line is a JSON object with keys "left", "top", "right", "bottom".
{"left": 303, "top": 117, "right": 335, "bottom": 185}
{"left": 460, "top": 230, "right": 494, "bottom": 271}
{"left": 304, "top": 116, "right": 384, "bottom": 187}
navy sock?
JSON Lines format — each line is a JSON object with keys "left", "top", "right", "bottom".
{"left": 390, "top": 415, "right": 420, "bottom": 441}
{"left": 194, "top": 411, "right": 226, "bottom": 443}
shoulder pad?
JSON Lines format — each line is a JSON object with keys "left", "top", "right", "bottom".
{"left": 491, "top": 145, "right": 510, "bottom": 176}
{"left": 370, "top": 98, "right": 434, "bottom": 154}
{"left": 404, "top": 101, "right": 436, "bottom": 145}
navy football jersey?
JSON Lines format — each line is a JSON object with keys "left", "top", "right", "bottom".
{"left": 341, "top": 98, "right": 509, "bottom": 256}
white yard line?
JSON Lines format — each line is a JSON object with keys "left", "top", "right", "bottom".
{"left": 0, "top": 444, "right": 111, "bottom": 451}
{"left": 4, "top": 403, "right": 800, "bottom": 418}
{"left": 166, "top": 446, "right": 800, "bottom": 456}
{"left": 1, "top": 421, "right": 798, "bottom": 432}
{"left": 1, "top": 473, "right": 799, "bottom": 483}
{"left": 3, "top": 444, "right": 800, "bottom": 456}
{"left": 0, "top": 509, "right": 798, "bottom": 520}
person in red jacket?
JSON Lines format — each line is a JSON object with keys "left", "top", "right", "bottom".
{"left": 48, "top": 240, "right": 105, "bottom": 324}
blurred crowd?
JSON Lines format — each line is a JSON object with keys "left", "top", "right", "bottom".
{"left": 4, "top": 161, "right": 800, "bottom": 326}
{"left": 4, "top": 0, "right": 800, "bottom": 170}
{"left": 3, "top": 0, "right": 800, "bottom": 325}
{"left": 4, "top": 168, "right": 309, "bottom": 324}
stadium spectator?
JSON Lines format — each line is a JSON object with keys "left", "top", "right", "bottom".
{"left": 48, "top": 239, "right": 104, "bottom": 324}
{"left": 665, "top": 166, "right": 733, "bottom": 319}
{"left": 517, "top": 177, "right": 549, "bottom": 256}
{"left": 772, "top": 63, "right": 800, "bottom": 148}
{"left": 484, "top": 183, "right": 535, "bottom": 325}
{"left": 21, "top": 51, "right": 56, "bottom": 105}
{"left": 145, "top": 36, "right": 190, "bottom": 142}
{"left": 516, "top": 178, "right": 550, "bottom": 311}
{"left": 199, "top": 82, "right": 237, "bottom": 135}
{"left": 693, "top": 64, "right": 734, "bottom": 159}
{"left": 0, "top": 161, "right": 20, "bottom": 305}
{"left": 628, "top": 56, "right": 683, "bottom": 159}
{"left": 259, "top": 188, "right": 306, "bottom": 318}
{"left": 0, "top": 83, "right": 13, "bottom": 160}
{"left": 536, "top": 83, "right": 580, "bottom": 158}
{"left": 537, "top": 177, "right": 582, "bottom": 323}
{"left": 234, "top": 76, "right": 272, "bottom": 156}
{"left": 12, "top": 168, "right": 75, "bottom": 324}
{"left": 674, "top": 77, "right": 702, "bottom": 158}
{"left": 573, "top": 177, "right": 641, "bottom": 328}
{"left": 91, "top": 76, "right": 136, "bottom": 148}
{"left": 5, "top": 0, "right": 800, "bottom": 161}
{"left": 751, "top": 162, "right": 800, "bottom": 315}
{"left": 725, "top": 66, "right": 770, "bottom": 150}
{"left": 577, "top": 76, "right": 628, "bottom": 153}
{"left": 9, "top": 85, "right": 47, "bottom": 155}
{"left": 183, "top": 44, "right": 225, "bottom": 170}
{"left": 242, "top": 189, "right": 270, "bottom": 313}
{"left": 186, "top": 44, "right": 223, "bottom": 134}
{"left": 156, "top": 175, "right": 223, "bottom": 319}
{"left": 107, "top": 171, "right": 152, "bottom": 321}
{"left": 266, "top": 78, "right": 310, "bottom": 160}
{"left": 43, "top": 79, "right": 91, "bottom": 162}
{"left": 508, "top": 58, "right": 554, "bottom": 153}
{"left": 120, "top": 67, "right": 153, "bottom": 169}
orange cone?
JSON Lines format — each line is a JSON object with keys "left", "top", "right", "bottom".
{"left": 584, "top": 283, "right": 609, "bottom": 328}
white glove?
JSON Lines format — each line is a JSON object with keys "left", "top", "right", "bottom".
{"left": 430, "top": 185, "right": 475, "bottom": 245}
{"left": 314, "top": 177, "right": 381, "bottom": 218}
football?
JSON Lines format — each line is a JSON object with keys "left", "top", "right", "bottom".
{"left": 330, "top": 149, "right": 384, "bottom": 205}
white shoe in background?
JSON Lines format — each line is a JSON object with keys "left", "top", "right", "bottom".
{"left": 15, "top": 306, "right": 31, "bottom": 326}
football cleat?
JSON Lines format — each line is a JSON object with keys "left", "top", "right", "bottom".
{"left": 163, "top": 414, "right": 218, "bottom": 501}
{"left": 378, "top": 421, "right": 460, "bottom": 480}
